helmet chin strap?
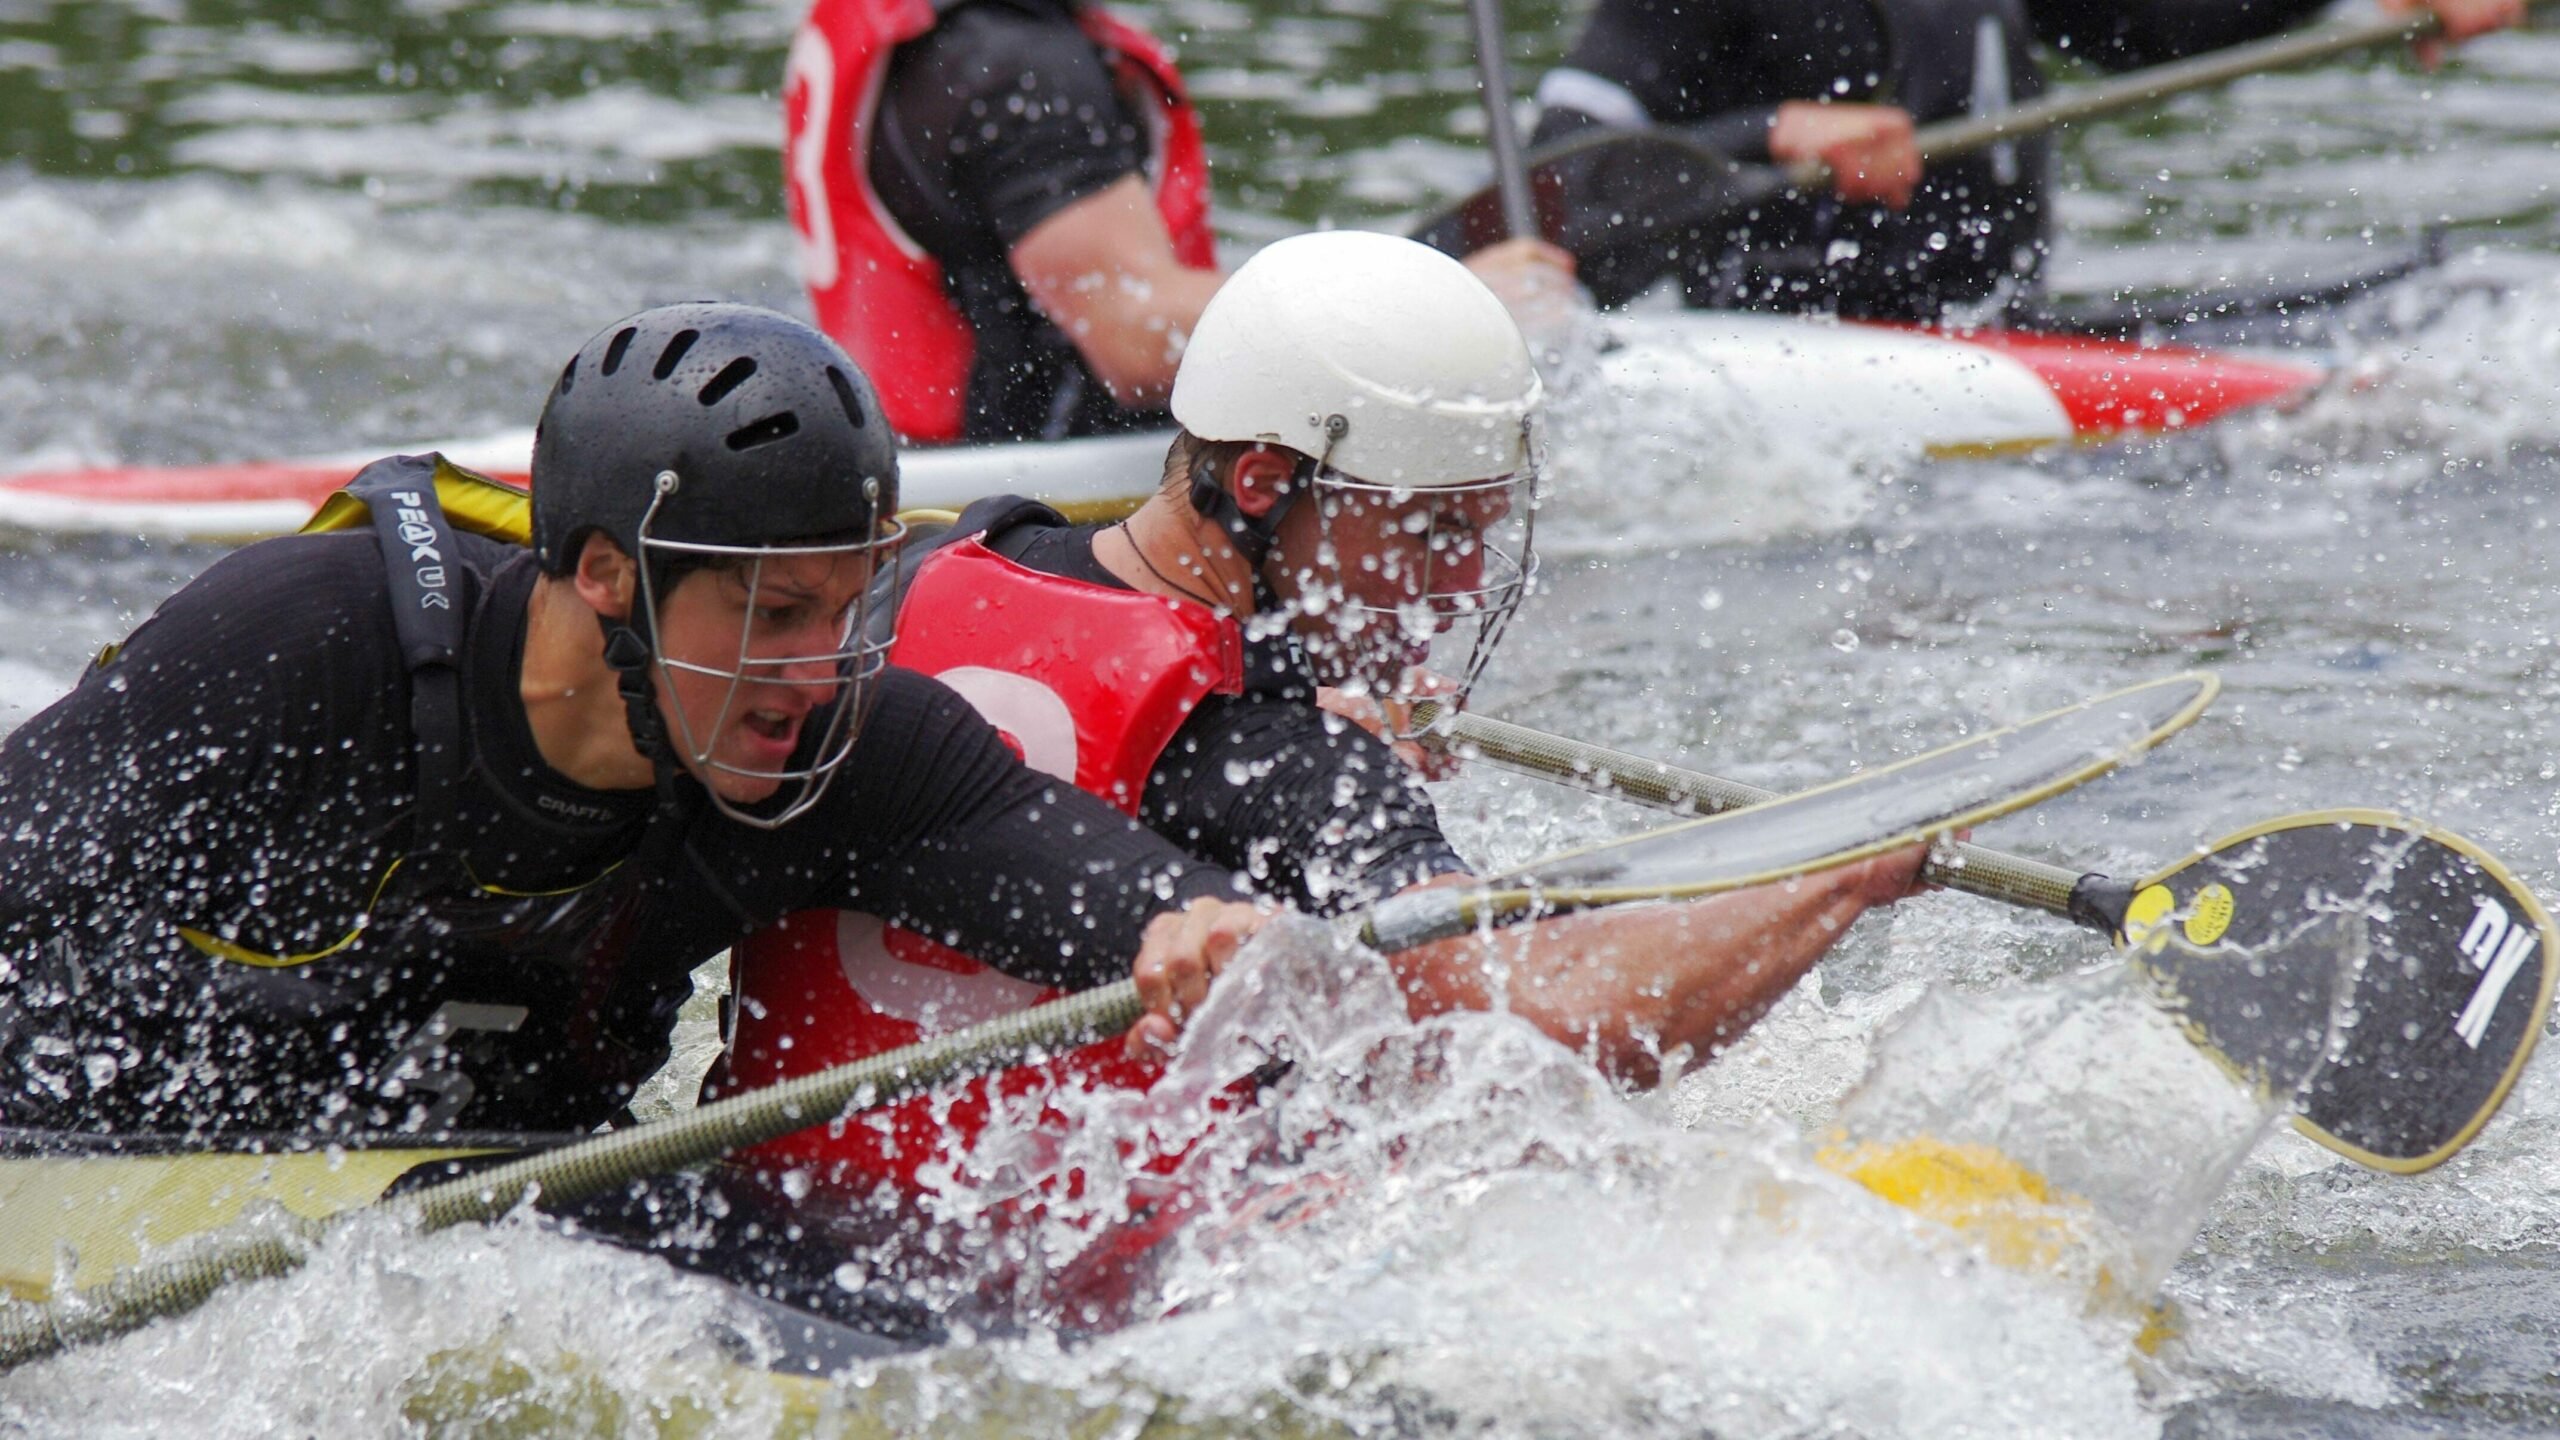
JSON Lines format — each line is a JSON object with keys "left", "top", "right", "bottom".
{"left": 600, "top": 614, "right": 692, "bottom": 824}
{"left": 1186, "top": 452, "right": 1294, "bottom": 577}
{"left": 1186, "top": 415, "right": 1348, "bottom": 603}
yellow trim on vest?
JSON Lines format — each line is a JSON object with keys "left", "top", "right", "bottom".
{"left": 94, "top": 459, "right": 531, "bottom": 679}
{"left": 168, "top": 462, "right": 586, "bottom": 968}
{"left": 178, "top": 850, "right": 623, "bottom": 966}
{"left": 179, "top": 857, "right": 409, "bottom": 969}
{"left": 459, "top": 855, "right": 624, "bottom": 899}
{"left": 301, "top": 457, "right": 532, "bottom": 544}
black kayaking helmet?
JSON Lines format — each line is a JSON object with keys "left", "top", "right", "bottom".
{"left": 532, "top": 301, "right": 898, "bottom": 576}
{"left": 531, "top": 303, "right": 908, "bottom": 830}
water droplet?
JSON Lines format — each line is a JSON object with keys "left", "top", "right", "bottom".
{"left": 1830, "top": 630, "right": 1859, "bottom": 653}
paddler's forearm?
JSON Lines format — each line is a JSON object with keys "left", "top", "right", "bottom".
{"left": 1389, "top": 899, "right": 1824, "bottom": 1088}
{"left": 1388, "top": 853, "right": 1917, "bottom": 1088}
{"left": 1011, "top": 177, "right": 1228, "bottom": 409}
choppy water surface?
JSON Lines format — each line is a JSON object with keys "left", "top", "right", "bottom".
{"left": 3, "top": 2, "right": 2559, "bottom": 1436}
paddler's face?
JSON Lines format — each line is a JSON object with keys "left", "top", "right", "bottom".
{"left": 647, "top": 550, "right": 875, "bottom": 803}
{"left": 1268, "top": 477, "right": 1514, "bottom": 693}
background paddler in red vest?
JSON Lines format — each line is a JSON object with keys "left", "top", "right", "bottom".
{"left": 784, "top": 0, "right": 1577, "bottom": 445}
{"left": 709, "top": 232, "right": 1934, "bottom": 1333}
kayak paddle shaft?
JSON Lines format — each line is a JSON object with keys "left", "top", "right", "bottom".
{"left": 1410, "top": 703, "right": 2114, "bottom": 925}
{"left": 1785, "top": 5, "right": 2513, "bottom": 191}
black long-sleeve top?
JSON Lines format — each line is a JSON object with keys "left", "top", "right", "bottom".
{"left": 0, "top": 494, "right": 1239, "bottom": 1137}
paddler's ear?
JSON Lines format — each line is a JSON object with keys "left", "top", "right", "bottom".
{"left": 571, "top": 533, "right": 639, "bottom": 620}
{"left": 1227, "top": 445, "right": 1298, "bottom": 519}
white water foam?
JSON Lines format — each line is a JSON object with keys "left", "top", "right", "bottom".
{"left": 0, "top": 177, "right": 800, "bottom": 468}
{"left": 0, "top": 660, "right": 72, "bottom": 734}
{"left": 0, "top": 916, "right": 2171, "bottom": 1440}
{"left": 834, "top": 918, "right": 2306, "bottom": 1440}
{"left": 1539, "top": 311, "right": 1889, "bottom": 554}
{"left": 170, "top": 86, "right": 781, "bottom": 182}
{"left": 2216, "top": 258, "right": 2560, "bottom": 487}
{"left": 0, "top": 1211, "right": 811, "bottom": 1440}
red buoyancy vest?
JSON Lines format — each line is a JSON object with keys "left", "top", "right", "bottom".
{"left": 709, "top": 539, "right": 1244, "bottom": 1198}
{"left": 784, "top": 0, "right": 1219, "bottom": 442}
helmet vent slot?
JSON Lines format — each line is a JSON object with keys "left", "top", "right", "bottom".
{"left": 825, "top": 366, "right": 869, "bottom": 429}
{"left": 653, "top": 329, "right": 699, "bottom": 380}
{"left": 697, "top": 357, "right": 757, "bottom": 406}
{"left": 600, "top": 327, "right": 636, "bottom": 376}
{"left": 725, "top": 411, "right": 800, "bottom": 451}
{"left": 555, "top": 357, "right": 577, "bottom": 395}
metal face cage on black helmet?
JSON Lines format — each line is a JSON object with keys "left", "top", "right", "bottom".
{"left": 530, "top": 302, "right": 906, "bottom": 829}
{"left": 629, "top": 468, "right": 906, "bottom": 830}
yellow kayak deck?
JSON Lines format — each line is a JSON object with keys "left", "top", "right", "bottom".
{"left": 0, "top": 1137, "right": 508, "bottom": 1301}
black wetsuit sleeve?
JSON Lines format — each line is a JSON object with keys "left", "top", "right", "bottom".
{"left": 2030, "top": 0, "right": 2336, "bottom": 72}
{"left": 1531, "top": 93, "right": 1778, "bottom": 165}
{"left": 1535, "top": 0, "right": 1888, "bottom": 140}
{"left": 876, "top": 3, "right": 1149, "bottom": 255}
{"left": 826, "top": 669, "right": 1245, "bottom": 990}
{"left": 1140, "top": 694, "right": 1469, "bottom": 918}
{"left": 0, "top": 534, "right": 408, "bottom": 964}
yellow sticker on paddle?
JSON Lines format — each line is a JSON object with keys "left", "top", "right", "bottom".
{"left": 2183, "top": 883, "right": 2235, "bottom": 946}
{"left": 2123, "top": 884, "right": 2176, "bottom": 952}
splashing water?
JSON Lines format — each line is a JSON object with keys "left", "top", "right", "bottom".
{"left": 5, "top": 3, "right": 2560, "bottom": 1432}
{"left": 2213, "top": 259, "right": 2560, "bottom": 490}
{"left": 1540, "top": 314, "right": 1891, "bottom": 554}
{"left": 802, "top": 916, "right": 2344, "bottom": 1439}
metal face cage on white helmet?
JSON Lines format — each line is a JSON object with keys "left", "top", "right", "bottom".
{"left": 1166, "top": 229, "right": 1546, "bottom": 724}
{"left": 630, "top": 468, "right": 907, "bottom": 829}
{"left": 1279, "top": 413, "right": 1541, "bottom": 727}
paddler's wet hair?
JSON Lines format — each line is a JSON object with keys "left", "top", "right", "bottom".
{"left": 1160, "top": 429, "right": 1306, "bottom": 497}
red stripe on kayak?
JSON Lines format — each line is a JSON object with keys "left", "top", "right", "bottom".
{"left": 1896, "top": 325, "right": 2326, "bottom": 437}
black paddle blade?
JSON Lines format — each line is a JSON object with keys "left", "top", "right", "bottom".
{"left": 2123, "top": 812, "right": 2556, "bottom": 1174}
{"left": 1411, "top": 131, "right": 1788, "bottom": 267}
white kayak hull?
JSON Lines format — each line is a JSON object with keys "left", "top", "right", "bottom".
{"left": 0, "top": 315, "right": 2323, "bottom": 543}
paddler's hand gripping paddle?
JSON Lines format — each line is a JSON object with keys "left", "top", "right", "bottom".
{"left": 1412, "top": 5, "right": 2548, "bottom": 267}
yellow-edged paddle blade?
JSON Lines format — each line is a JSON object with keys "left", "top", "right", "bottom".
{"left": 1365, "top": 672, "right": 2214, "bottom": 952}
{"left": 1502, "top": 671, "right": 2214, "bottom": 904}
{"left": 2123, "top": 810, "right": 2557, "bottom": 1174}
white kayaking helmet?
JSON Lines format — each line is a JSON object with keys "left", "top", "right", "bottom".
{"left": 1170, "top": 229, "right": 1543, "bottom": 487}
{"left": 1169, "top": 230, "right": 1544, "bottom": 718}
